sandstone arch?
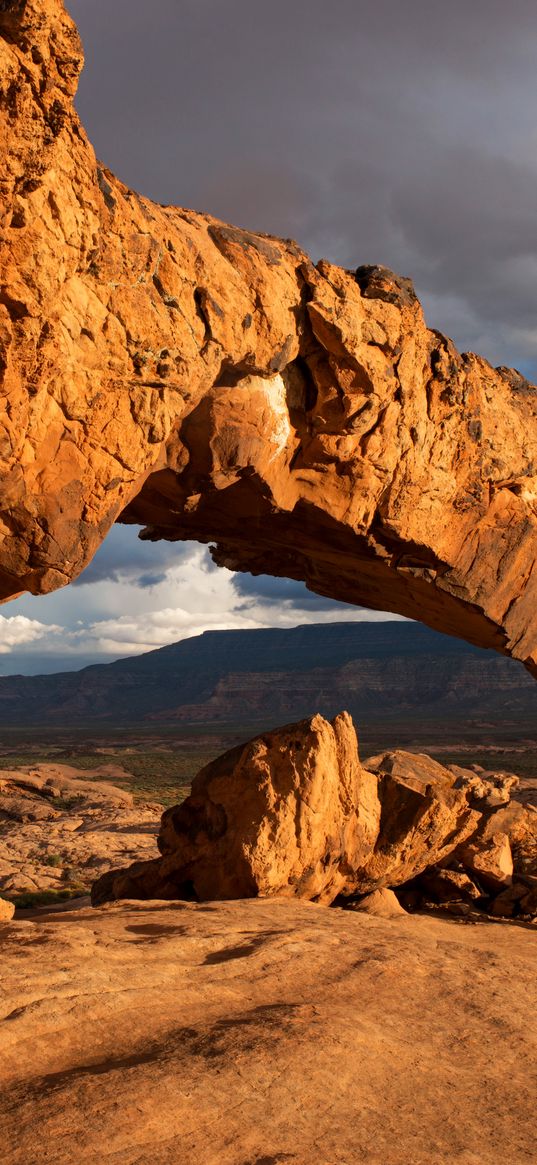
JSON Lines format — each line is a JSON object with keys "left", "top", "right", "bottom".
{"left": 1, "top": 0, "right": 537, "bottom": 675}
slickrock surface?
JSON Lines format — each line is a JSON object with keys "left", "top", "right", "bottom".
{"left": 92, "top": 714, "right": 537, "bottom": 920}
{"left": 0, "top": 764, "right": 162, "bottom": 900}
{"left": 1, "top": 897, "right": 536, "bottom": 1165}
{"left": 2, "top": 0, "right": 537, "bottom": 675}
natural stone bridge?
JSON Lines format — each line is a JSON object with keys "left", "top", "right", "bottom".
{"left": 2, "top": 0, "right": 537, "bottom": 675}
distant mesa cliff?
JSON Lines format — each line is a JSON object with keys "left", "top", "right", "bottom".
{"left": 1, "top": 1, "right": 537, "bottom": 678}
{"left": 0, "top": 622, "right": 535, "bottom": 728}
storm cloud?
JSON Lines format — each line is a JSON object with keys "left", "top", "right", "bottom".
{"left": 68, "top": 0, "right": 537, "bottom": 369}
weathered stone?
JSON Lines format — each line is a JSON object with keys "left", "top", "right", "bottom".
{"left": 364, "top": 749, "right": 455, "bottom": 791}
{"left": 490, "top": 881, "right": 533, "bottom": 918}
{"left": 485, "top": 800, "right": 537, "bottom": 877}
{"left": 93, "top": 713, "right": 380, "bottom": 906}
{"left": 457, "top": 834, "right": 513, "bottom": 894}
{"left": 346, "top": 888, "right": 408, "bottom": 918}
{"left": 92, "top": 713, "right": 481, "bottom": 906}
{"left": 1, "top": 898, "right": 536, "bottom": 1165}
{"left": 452, "top": 793, "right": 537, "bottom": 894}
{"left": 448, "top": 766, "right": 520, "bottom": 807}
{"left": 1, "top": 1, "right": 537, "bottom": 681}
{"left": 0, "top": 896, "right": 15, "bottom": 922}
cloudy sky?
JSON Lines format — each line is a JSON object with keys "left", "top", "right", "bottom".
{"left": 3, "top": 0, "right": 537, "bottom": 673}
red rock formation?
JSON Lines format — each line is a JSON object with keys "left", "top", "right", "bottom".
{"left": 92, "top": 713, "right": 537, "bottom": 910}
{"left": 2, "top": 0, "right": 537, "bottom": 676}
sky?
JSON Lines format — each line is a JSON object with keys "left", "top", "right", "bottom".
{"left": 3, "top": 0, "right": 537, "bottom": 673}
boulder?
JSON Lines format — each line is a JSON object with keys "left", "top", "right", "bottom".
{"left": 489, "top": 881, "right": 535, "bottom": 919}
{"left": 457, "top": 833, "right": 513, "bottom": 894}
{"left": 92, "top": 713, "right": 481, "bottom": 906}
{"left": 413, "top": 866, "right": 483, "bottom": 904}
{"left": 358, "top": 751, "right": 480, "bottom": 891}
{"left": 93, "top": 713, "right": 379, "bottom": 905}
{"left": 452, "top": 793, "right": 537, "bottom": 894}
{"left": 346, "top": 888, "right": 408, "bottom": 918}
{"left": 0, "top": 897, "right": 15, "bottom": 922}
{"left": 485, "top": 800, "right": 537, "bottom": 877}
{"left": 448, "top": 766, "right": 520, "bottom": 807}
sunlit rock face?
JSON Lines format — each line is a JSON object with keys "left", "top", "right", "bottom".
{"left": 2, "top": 0, "right": 537, "bottom": 675}
{"left": 91, "top": 713, "right": 536, "bottom": 911}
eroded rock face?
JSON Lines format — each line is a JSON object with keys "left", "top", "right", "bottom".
{"left": 2, "top": 1, "right": 537, "bottom": 674}
{"left": 90, "top": 712, "right": 537, "bottom": 911}
{"left": 93, "top": 713, "right": 381, "bottom": 905}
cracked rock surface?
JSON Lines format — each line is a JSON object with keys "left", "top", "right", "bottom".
{"left": 2, "top": 1, "right": 537, "bottom": 675}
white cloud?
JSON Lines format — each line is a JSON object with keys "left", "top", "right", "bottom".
{"left": 0, "top": 615, "right": 61, "bottom": 654}
{"left": 2, "top": 538, "right": 401, "bottom": 672}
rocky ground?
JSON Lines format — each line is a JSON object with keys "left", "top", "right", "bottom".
{"left": 0, "top": 724, "right": 536, "bottom": 1164}
{"left": 0, "top": 764, "right": 162, "bottom": 906}
{"left": 1, "top": 896, "right": 536, "bottom": 1165}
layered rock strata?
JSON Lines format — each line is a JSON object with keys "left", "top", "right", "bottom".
{"left": 92, "top": 713, "right": 537, "bottom": 918}
{"left": 1, "top": 1, "right": 537, "bottom": 675}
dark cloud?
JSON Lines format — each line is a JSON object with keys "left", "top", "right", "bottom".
{"left": 72, "top": 524, "right": 197, "bottom": 586}
{"left": 67, "top": 0, "right": 537, "bottom": 368}
{"left": 232, "top": 573, "right": 357, "bottom": 613}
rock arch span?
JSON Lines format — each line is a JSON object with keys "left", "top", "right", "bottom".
{"left": 1, "top": 0, "right": 537, "bottom": 675}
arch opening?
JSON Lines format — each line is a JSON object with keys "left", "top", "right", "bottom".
{"left": 1, "top": 0, "right": 536, "bottom": 682}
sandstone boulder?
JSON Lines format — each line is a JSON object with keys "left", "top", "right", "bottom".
{"left": 92, "top": 713, "right": 481, "bottom": 906}
{"left": 490, "top": 879, "right": 537, "bottom": 918}
{"left": 448, "top": 766, "right": 520, "bottom": 807}
{"left": 413, "top": 866, "right": 483, "bottom": 904}
{"left": 0, "top": 896, "right": 15, "bottom": 922}
{"left": 346, "top": 888, "right": 408, "bottom": 918}
{"left": 457, "top": 833, "right": 514, "bottom": 894}
{"left": 93, "top": 713, "right": 380, "bottom": 905}
{"left": 358, "top": 750, "right": 480, "bottom": 891}
{"left": 451, "top": 791, "right": 537, "bottom": 892}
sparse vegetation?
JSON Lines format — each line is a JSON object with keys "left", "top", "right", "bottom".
{"left": 8, "top": 888, "right": 86, "bottom": 910}
{"left": 0, "top": 730, "right": 237, "bottom": 805}
{"left": 0, "top": 725, "right": 535, "bottom": 808}
{"left": 51, "top": 795, "right": 84, "bottom": 810}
